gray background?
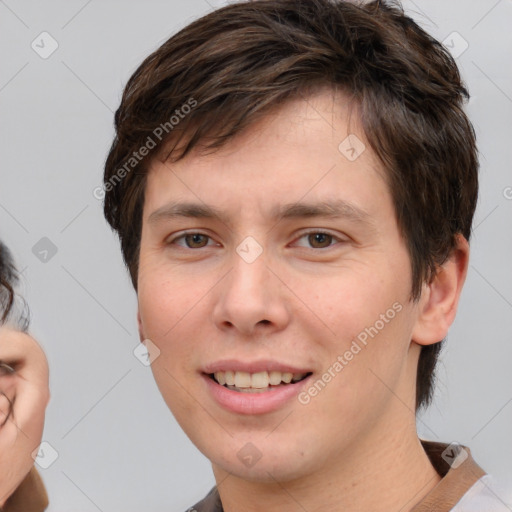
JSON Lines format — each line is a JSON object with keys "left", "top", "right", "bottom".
{"left": 1, "top": 0, "right": 511, "bottom": 510}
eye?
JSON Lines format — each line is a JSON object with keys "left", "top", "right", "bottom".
{"left": 169, "top": 232, "right": 216, "bottom": 249}
{"left": 167, "top": 230, "right": 344, "bottom": 250}
{"left": 293, "top": 230, "right": 343, "bottom": 249}
{"left": 0, "top": 362, "right": 16, "bottom": 376}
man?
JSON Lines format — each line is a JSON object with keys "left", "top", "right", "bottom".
{"left": 0, "top": 241, "right": 49, "bottom": 511}
{"left": 102, "top": 0, "right": 511, "bottom": 509}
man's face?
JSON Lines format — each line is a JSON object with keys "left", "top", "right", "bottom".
{"left": 137, "top": 90, "right": 424, "bottom": 482}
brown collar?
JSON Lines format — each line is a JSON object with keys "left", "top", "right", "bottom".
{"left": 412, "top": 440, "right": 486, "bottom": 511}
{"left": 193, "top": 441, "right": 485, "bottom": 512}
{"left": 2, "top": 467, "right": 49, "bottom": 512}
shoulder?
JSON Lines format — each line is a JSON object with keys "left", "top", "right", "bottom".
{"left": 2, "top": 467, "right": 49, "bottom": 512}
{"left": 185, "top": 486, "right": 222, "bottom": 512}
{"left": 452, "top": 474, "right": 512, "bottom": 511}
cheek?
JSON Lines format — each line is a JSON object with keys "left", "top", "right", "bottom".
{"left": 301, "top": 267, "right": 407, "bottom": 339}
{"left": 300, "top": 269, "right": 414, "bottom": 397}
{"left": 138, "top": 262, "right": 199, "bottom": 340}
{"left": 137, "top": 264, "right": 217, "bottom": 388}
{"left": 321, "top": 303, "right": 415, "bottom": 425}
{"left": 138, "top": 273, "right": 204, "bottom": 418}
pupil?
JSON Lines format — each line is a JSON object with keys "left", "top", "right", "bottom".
{"left": 310, "top": 233, "right": 330, "bottom": 247}
{"left": 187, "top": 234, "right": 206, "bottom": 247}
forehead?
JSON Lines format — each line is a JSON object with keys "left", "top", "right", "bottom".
{"left": 143, "top": 89, "right": 391, "bottom": 224}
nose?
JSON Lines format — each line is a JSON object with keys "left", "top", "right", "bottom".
{"left": 212, "top": 248, "right": 290, "bottom": 337}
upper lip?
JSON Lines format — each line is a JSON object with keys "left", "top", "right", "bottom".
{"left": 202, "top": 359, "right": 312, "bottom": 375}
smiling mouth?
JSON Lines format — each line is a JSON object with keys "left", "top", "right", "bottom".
{"left": 208, "top": 370, "right": 312, "bottom": 393}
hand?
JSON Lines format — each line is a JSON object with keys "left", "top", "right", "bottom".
{"left": 0, "top": 327, "right": 50, "bottom": 507}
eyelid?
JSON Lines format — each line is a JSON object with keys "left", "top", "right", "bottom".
{"left": 166, "top": 230, "right": 218, "bottom": 248}
{"left": 0, "top": 361, "right": 16, "bottom": 376}
{"left": 292, "top": 229, "right": 346, "bottom": 248}
{"left": 166, "top": 229, "right": 347, "bottom": 249}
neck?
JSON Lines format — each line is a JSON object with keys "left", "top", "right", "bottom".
{"left": 213, "top": 415, "right": 441, "bottom": 512}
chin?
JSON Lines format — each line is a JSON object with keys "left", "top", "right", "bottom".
{"left": 217, "top": 457, "right": 310, "bottom": 483}
{"left": 206, "top": 438, "right": 320, "bottom": 484}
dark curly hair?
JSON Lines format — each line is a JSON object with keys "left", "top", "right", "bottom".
{"left": 0, "top": 241, "right": 29, "bottom": 332}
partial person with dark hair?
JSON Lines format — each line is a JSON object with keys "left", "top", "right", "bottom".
{"left": 102, "top": 0, "right": 511, "bottom": 510}
{"left": 0, "top": 241, "right": 49, "bottom": 511}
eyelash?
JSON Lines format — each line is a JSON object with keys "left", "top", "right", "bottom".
{"left": 167, "top": 230, "right": 345, "bottom": 250}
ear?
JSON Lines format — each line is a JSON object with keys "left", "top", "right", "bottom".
{"left": 411, "top": 234, "right": 470, "bottom": 346}
{"left": 137, "top": 309, "right": 145, "bottom": 343}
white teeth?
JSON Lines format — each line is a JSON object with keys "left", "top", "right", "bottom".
{"left": 234, "top": 371, "right": 251, "bottom": 388}
{"left": 224, "top": 371, "right": 235, "bottom": 386}
{"left": 281, "top": 372, "right": 293, "bottom": 384}
{"left": 269, "top": 371, "right": 282, "bottom": 385}
{"left": 251, "top": 371, "right": 270, "bottom": 388}
{"left": 214, "top": 372, "right": 226, "bottom": 386}
{"left": 212, "top": 370, "right": 307, "bottom": 389}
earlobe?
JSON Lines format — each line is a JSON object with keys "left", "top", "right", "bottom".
{"left": 412, "top": 234, "right": 470, "bottom": 346}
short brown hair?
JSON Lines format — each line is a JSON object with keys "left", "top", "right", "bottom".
{"left": 103, "top": 0, "right": 478, "bottom": 410}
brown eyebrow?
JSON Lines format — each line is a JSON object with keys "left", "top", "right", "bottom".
{"left": 148, "top": 202, "right": 225, "bottom": 225}
{"left": 271, "top": 200, "right": 372, "bottom": 224}
{"left": 147, "top": 199, "right": 374, "bottom": 227}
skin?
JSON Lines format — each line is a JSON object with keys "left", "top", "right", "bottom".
{"left": 0, "top": 327, "right": 50, "bottom": 507}
{"left": 137, "top": 89, "right": 469, "bottom": 511}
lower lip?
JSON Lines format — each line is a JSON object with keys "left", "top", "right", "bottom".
{"left": 202, "top": 374, "right": 311, "bottom": 415}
